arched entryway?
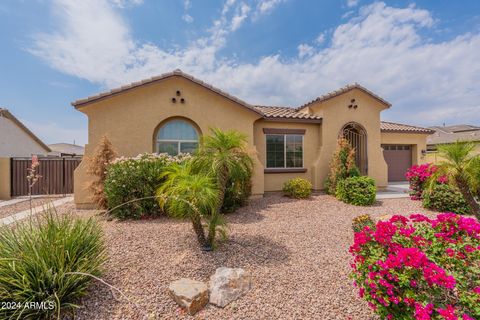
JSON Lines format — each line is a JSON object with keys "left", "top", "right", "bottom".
{"left": 340, "top": 122, "right": 368, "bottom": 175}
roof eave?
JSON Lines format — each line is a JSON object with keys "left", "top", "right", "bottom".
{"left": 262, "top": 117, "right": 322, "bottom": 124}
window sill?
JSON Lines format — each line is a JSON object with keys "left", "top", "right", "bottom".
{"left": 264, "top": 168, "right": 307, "bottom": 174}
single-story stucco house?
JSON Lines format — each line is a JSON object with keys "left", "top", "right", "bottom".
{"left": 71, "top": 70, "right": 434, "bottom": 208}
{"left": 426, "top": 124, "right": 480, "bottom": 163}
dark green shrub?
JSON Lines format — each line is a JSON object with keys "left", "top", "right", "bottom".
{"left": 422, "top": 184, "right": 471, "bottom": 215}
{"left": 336, "top": 176, "right": 376, "bottom": 206}
{"left": 0, "top": 208, "right": 106, "bottom": 319}
{"left": 282, "top": 178, "right": 312, "bottom": 199}
{"left": 222, "top": 173, "right": 252, "bottom": 213}
{"left": 104, "top": 153, "right": 191, "bottom": 219}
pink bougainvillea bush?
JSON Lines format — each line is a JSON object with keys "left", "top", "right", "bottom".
{"left": 350, "top": 213, "right": 480, "bottom": 319}
{"left": 405, "top": 163, "right": 438, "bottom": 200}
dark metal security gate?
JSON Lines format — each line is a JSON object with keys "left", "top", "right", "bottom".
{"left": 341, "top": 122, "right": 368, "bottom": 175}
{"left": 11, "top": 157, "right": 82, "bottom": 196}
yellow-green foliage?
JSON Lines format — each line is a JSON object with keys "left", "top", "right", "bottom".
{"left": 352, "top": 214, "right": 375, "bottom": 232}
{"left": 283, "top": 178, "right": 312, "bottom": 199}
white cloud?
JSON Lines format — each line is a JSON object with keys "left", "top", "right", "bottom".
{"left": 109, "top": 0, "right": 143, "bottom": 8}
{"left": 256, "top": 0, "right": 285, "bottom": 15}
{"left": 315, "top": 32, "right": 326, "bottom": 44}
{"left": 182, "top": 14, "right": 193, "bottom": 23}
{"left": 297, "top": 43, "right": 314, "bottom": 58}
{"left": 346, "top": 0, "right": 359, "bottom": 8}
{"left": 31, "top": 1, "right": 480, "bottom": 126}
{"left": 231, "top": 3, "right": 251, "bottom": 31}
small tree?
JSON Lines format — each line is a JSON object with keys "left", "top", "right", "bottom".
{"left": 432, "top": 141, "right": 480, "bottom": 218}
{"left": 325, "top": 138, "right": 360, "bottom": 194}
{"left": 87, "top": 136, "right": 117, "bottom": 209}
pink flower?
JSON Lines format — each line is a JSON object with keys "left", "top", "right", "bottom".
{"left": 437, "top": 305, "right": 458, "bottom": 320}
{"left": 414, "top": 303, "right": 434, "bottom": 320}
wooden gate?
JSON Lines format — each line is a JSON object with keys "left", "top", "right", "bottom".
{"left": 11, "top": 157, "right": 82, "bottom": 196}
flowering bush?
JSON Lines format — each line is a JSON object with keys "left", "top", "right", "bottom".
{"left": 406, "top": 163, "right": 437, "bottom": 200}
{"left": 423, "top": 184, "right": 471, "bottom": 215}
{"left": 350, "top": 213, "right": 480, "bottom": 320}
{"left": 104, "top": 153, "right": 191, "bottom": 219}
{"left": 336, "top": 176, "right": 376, "bottom": 206}
{"left": 352, "top": 214, "right": 375, "bottom": 233}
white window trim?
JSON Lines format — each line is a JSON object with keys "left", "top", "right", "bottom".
{"left": 265, "top": 134, "right": 304, "bottom": 169}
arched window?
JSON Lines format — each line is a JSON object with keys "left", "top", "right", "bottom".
{"left": 156, "top": 119, "right": 199, "bottom": 155}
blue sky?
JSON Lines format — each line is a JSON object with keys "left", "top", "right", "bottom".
{"left": 1, "top": 0, "right": 479, "bottom": 145}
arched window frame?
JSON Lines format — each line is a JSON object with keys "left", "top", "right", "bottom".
{"left": 155, "top": 119, "right": 200, "bottom": 155}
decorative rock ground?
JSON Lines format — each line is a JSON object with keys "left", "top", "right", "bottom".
{"left": 209, "top": 267, "right": 252, "bottom": 307}
{"left": 168, "top": 278, "right": 209, "bottom": 315}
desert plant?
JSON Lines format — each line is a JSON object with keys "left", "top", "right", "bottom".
{"left": 194, "top": 128, "right": 253, "bottom": 249}
{"left": 282, "top": 178, "right": 312, "bottom": 199}
{"left": 336, "top": 176, "right": 376, "bottom": 206}
{"left": 222, "top": 173, "right": 252, "bottom": 213}
{"left": 87, "top": 136, "right": 117, "bottom": 209}
{"left": 430, "top": 141, "right": 480, "bottom": 218}
{"left": 350, "top": 213, "right": 480, "bottom": 320}
{"left": 0, "top": 208, "right": 106, "bottom": 319}
{"left": 422, "top": 183, "right": 471, "bottom": 215}
{"left": 352, "top": 214, "right": 375, "bottom": 232}
{"left": 405, "top": 163, "right": 437, "bottom": 200}
{"left": 325, "top": 138, "right": 360, "bottom": 194}
{"left": 157, "top": 161, "right": 219, "bottom": 249}
{"left": 104, "top": 153, "right": 191, "bottom": 219}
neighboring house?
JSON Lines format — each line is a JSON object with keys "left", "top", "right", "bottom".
{"left": 0, "top": 108, "right": 50, "bottom": 157}
{"left": 48, "top": 143, "right": 84, "bottom": 157}
{"left": 71, "top": 70, "right": 433, "bottom": 208}
{"left": 426, "top": 124, "right": 480, "bottom": 163}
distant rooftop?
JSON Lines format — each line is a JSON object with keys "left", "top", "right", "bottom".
{"left": 427, "top": 124, "right": 480, "bottom": 145}
{"left": 48, "top": 143, "right": 84, "bottom": 156}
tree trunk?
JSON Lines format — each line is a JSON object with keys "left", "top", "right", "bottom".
{"left": 190, "top": 213, "right": 207, "bottom": 248}
{"left": 456, "top": 177, "right": 480, "bottom": 219}
{"left": 206, "top": 169, "right": 228, "bottom": 248}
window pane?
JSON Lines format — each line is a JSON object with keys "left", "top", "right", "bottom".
{"left": 180, "top": 142, "right": 198, "bottom": 154}
{"left": 158, "top": 142, "right": 178, "bottom": 156}
{"left": 158, "top": 120, "right": 198, "bottom": 141}
{"left": 285, "top": 134, "right": 303, "bottom": 168}
{"left": 266, "top": 135, "right": 285, "bottom": 168}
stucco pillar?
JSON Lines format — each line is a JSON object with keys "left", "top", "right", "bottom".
{"left": 0, "top": 158, "right": 11, "bottom": 200}
{"left": 250, "top": 151, "right": 265, "bottom": 198}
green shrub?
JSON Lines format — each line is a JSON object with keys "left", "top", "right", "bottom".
{"left": 336, "top": 176, "right": 376, "bottom": 206}
{"left": 422, "top": 183, "right": 471, "bottom": 215}
{"left": 0, "top": 208, "right": 106, "bottom": 319}
{"left": 282, "top": 178, "right": 312, "bottom": 199}
{"left": 104, "top": 153, "right": 191, "bottom": 219}
{"left": 352, "top": 214, "right": 375, "bottom": 232}
{"left": 325, "top": 138, "right": 360, "bottom": 194}
{"left": 222, "top": 173, "right": 252, "bottom": 213}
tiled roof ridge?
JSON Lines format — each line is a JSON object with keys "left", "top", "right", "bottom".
{"left": 380, "top": 121, "right": 434, "bottom": 134}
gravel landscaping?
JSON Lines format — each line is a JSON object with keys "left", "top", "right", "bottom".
{"left": 59, "top": 194, "right": 436, "bottom": 319}
{"left": 0, "top": 196, "right": 64, "bottom": 219}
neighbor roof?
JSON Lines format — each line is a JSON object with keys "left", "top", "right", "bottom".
{"left": 380, "top": 121, "right": 435, "bottom": 134}
{"left": 0, "top": 108, "right": 51, "bottom": 152}
{"left": 48, "top": 143, "right": 84, "bottom": 156}
{"left": 427, "top": 125, "right": 480, "bottom": 145}
{"left": 297, "top": 83, "right": 392, "bottom": 110}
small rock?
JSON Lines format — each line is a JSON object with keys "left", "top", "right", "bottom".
{"left": 209, "top": 267, "right": 252, "bottom": 307}
{"left": 168, "top": 278, "right": 209, "bottom": 315}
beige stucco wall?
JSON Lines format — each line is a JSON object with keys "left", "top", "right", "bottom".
{"left": 253, "top": 120, "right": 322, "bottom": 191}
{"left": 304, "top": 88, "right": 389, "bottom": 188}
{"left": 74, "top": 76, "right": 264, "bottom": 207}
{"left": 381, "top": 132, "right": 429, "bottom": 165}
{"left": 0, "top": 158, "right": 11, "bottom": 200}
{"left": 0, "top": 117, "right": 48, "bottom": 157}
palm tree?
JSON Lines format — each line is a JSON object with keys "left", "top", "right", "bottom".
{"left": 435, "top": 141, "right": 480, "bottom": 218}
{"left": 157, "top": 161, "right": 219, "bottom": 249}
{"left": 194, "top": 128, "right": 253, "bottom": 248}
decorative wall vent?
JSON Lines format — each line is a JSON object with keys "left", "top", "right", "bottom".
{"left": 172, "top": 90, "right": 186, "bottom": 104}
{"left": 348, "top": 98, "right": 358, "bottom": 109}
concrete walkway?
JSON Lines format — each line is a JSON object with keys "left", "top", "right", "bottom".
{"left": 0, "top": 196, "right": 73, "bottom": 226}
{"left": 377, "top": 182, "right": 410, "bottom": 199}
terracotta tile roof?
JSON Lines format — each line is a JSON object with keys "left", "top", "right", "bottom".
{"left": 0, "top": 108, "right": 51, "bottom": 152}
{"left": 380, "top": 121, "right": 434, "bottom": 134}
{"left": 254, "top": 106, "right": 322, "bottom": 122}
{"left": 297, "top": 83, "right": 392, "bottom": 110}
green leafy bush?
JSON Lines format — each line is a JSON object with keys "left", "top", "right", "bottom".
{"left": 0, "top": 208, "right": 106, "bottom": 319}
{"left": 282, "top": 178, "right": 312, "bottom": 199}
{"left": 422, "top": 183, "right": 471, "bottom": 215}
{"left": 325, "top": 138, "right": 360, "bottom": 194}
{"left": 352, "top": 214, "right": 375, "bottom": 232}
{"left": 336, "top": 176, "right": 376, "bottom": 206}
{"left": 222, "top": 173, "right": 252, "bottom": 213}
{"left": 104, "top": 153, "right": 191, "bottom": 219}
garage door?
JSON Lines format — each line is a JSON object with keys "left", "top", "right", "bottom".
{"left": 382, "top": 145, "right": 412, "bottom": 182}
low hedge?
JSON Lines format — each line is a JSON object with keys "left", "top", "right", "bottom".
{"left": 336, "top": 176, "right": 376, "bottom": 206}
{"left": 0, "top": 209, "right": 106, "bottom": 319}
{"left": 282, "top": 178, "right": 312, "bottom": 199}
{"left": 422, "top": 183, "right": 471, "bottom": 215}
{"left": 104, "top": 153, "right": 191, "bottom": 219}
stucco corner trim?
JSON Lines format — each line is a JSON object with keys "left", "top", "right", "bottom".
{"left": 262, "top": 128, "right": 306, "bottom": 135}
{"left": 264, "top": 168, "right": 307, "bottom": 174}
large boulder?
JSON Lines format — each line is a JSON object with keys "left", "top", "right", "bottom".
{"left": 209, "top": 267, "right": 252, "bottom": 307}
{"left": 168, "top": 278, "right": 209, "bottom": 315}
